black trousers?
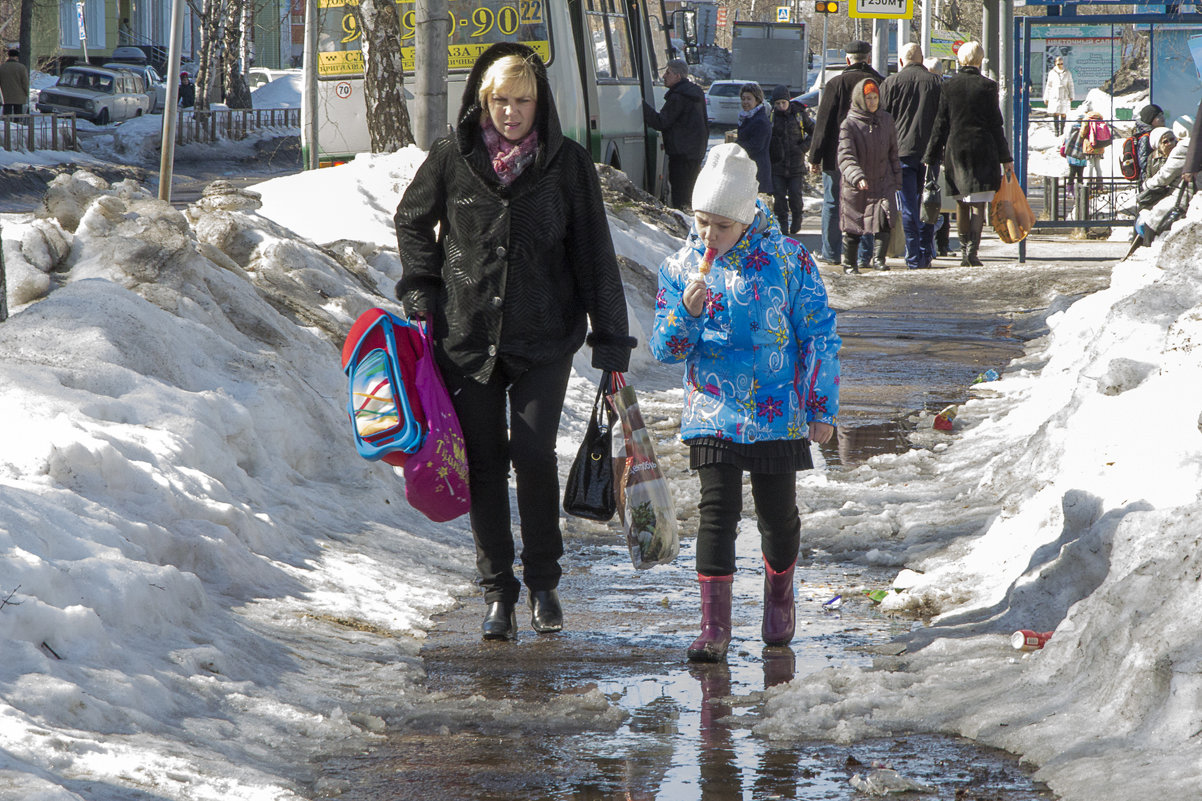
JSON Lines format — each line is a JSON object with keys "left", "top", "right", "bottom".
{"left": 695, "top": 464, "right": 801, "bottom": 577}
{"left": 668, "top": 154, "right": 703, "bottom": 211}
{"left": 772, "top": 173, "right": 806, "bottom": 234}
{"left": 1, "top": 104, "right": 24, "bottom": 116}
{"left": 441, "top": 354, "right": 573, "bottom": 605}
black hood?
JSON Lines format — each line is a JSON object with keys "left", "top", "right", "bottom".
{"left": 455, "top": 42, "right": 563, "bottom": 164}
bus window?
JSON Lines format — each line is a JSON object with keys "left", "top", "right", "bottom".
{"left": 646, "top": 1, "right": 674, "bottom": 74}
{"left": 585, "top": 0, "right": 637, "bottom": 82}
{"left": 316, "top": 0, "right": 552, "bottom": 78}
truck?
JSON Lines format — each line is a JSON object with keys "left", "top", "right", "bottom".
{"left": 730, "top": 21, "right": 810, "bottom": 95}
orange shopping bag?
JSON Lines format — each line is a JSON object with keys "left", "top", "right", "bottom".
{"left": 991, "top": 172, "right": 1036, "bottom": 244}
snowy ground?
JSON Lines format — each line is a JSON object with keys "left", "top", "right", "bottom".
{"left": 2, "top": 88, "right": 1202, "bottom": 798}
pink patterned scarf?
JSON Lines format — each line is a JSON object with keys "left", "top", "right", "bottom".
{"left": 481, "top": 115, "right": 539, "bottom": 186}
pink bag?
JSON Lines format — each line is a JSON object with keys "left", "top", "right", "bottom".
{"left": 402, "top": 322, "right": 470, "bottom": 522}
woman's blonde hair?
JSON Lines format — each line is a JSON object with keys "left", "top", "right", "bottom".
{"left": 477, "top": 54, "right": 539, "bottom": 108}
{"left": 957, "top": 41, "right": 984, "bottom": 67}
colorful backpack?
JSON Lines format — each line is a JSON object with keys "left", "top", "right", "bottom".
{"left": 1120, "top": 132, "right": 1148, "bottom": 181}
{"left": 341, "top": 308, "right": 427, "bottom": 467}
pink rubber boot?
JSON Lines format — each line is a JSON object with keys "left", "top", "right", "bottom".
{"left": 761, "top": 557, "right": 796, "bottom": 646}
{"left": 687, "top": 574, "right": 733, "bottom": 662}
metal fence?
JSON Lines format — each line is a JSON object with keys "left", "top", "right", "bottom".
{"left": 0, "top": 114, "right": 79, "bottom": 152}
{"left": 174, "top": 108, "right": 301, "bottom": 145}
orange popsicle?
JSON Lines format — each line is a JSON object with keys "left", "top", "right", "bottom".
{"left": 699, "top": 247, "right": 717, "bottom": 275}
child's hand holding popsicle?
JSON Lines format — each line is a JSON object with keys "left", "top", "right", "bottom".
{"left": 684, "top": 247, "right": 716, "bottom": 317}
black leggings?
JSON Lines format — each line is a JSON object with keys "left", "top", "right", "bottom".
{"left": 441, "top": 355, "right": 573, "bottom": 605}
{"left": 695, "top": 464, "right": 801, "bottom": 577}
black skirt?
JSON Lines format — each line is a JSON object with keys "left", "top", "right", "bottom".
{"left": 688, "top": 436, "right": 814, "bottom": 474}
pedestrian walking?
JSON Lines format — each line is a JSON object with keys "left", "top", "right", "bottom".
{"left": 642, "top": 58, "right": 709, "bottom": 211}
{"left": 1043, "top": 56, "right": 1074, "bottom": 135}
{"left": 924, "top": 57, "right": 953, "bottom": 258}
{"left": 808, "top": 39, "right": 884, "bottom": 268}
{"left": 1064, "top": 111, "right": 1109, "bottom": 190}
{"left": 0, "top": 49, "right": 30, "bottom": 116}
{"left": 394, "top": 43, "right": 635, "bottom": 642}
{"left": 923, "top": 41, "right": 1014, "bottom": 267}
{"left": 736, "top": 82, "right": 773, "bottom": 194}
{"left": 837, "top": 78, "right": 901, "bottom": 273}
{"left": 178, "top": 72, "right": 196, "bottom": 108}
{"left": 881, "top": 42, "right": 942, "bottom": 269}
{"left": 768, "top": 83, "right": 811, "bottom": 235}
{"left": 649, "top": 143, "right": 840, "bottom": 662}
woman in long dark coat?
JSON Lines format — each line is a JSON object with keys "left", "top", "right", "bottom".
{"left": 923, "top": 41, "right": 1014, "bottom": 267}
{"left": 736, "top": 82, "right": 773, "bottom": 194}
{"left": 837, "top": 78, "right": 901, "bottom": 273}
{"left": 394, "top": 43, "right": 635, "bottom": 641}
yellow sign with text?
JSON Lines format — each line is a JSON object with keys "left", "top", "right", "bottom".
{"left": 848, "top": 0, "right": 914, "bottom": 19}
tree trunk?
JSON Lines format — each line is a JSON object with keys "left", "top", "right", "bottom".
{"left": 18, "top": 0, "right": 33, "bottom": 71}
{"left": 193, "top": 0, "right": 222, "bottom": 110}
{"left": 355, "top": 0, "right": 414, "bottom": 152}
{"left": 222, "top": 0, "right": 253, "bottom": 109}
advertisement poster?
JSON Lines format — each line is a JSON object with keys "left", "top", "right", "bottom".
{"left": 1029, "top": 24, "right": 1121, "bottom": 103}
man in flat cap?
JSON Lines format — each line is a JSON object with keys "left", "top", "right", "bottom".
{"left": 808, "top": 40, "right": 884, "bottom": 268}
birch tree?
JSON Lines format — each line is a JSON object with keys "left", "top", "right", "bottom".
{"left": 354, "top": 0, "right": 414, "bottom": 151}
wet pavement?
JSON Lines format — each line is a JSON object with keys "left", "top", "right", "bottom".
{"left": 309, "top": 221, "right": 1123, "bottom": 800}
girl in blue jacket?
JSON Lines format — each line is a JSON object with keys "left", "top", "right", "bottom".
{"left": 650, "top": 143, "right": 841, "bottom": 662}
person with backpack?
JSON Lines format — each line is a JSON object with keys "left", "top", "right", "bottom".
{"left": 767, "top": 84, "right": 811, "bottom": 235}
{"left": 1043, "top": 56, "right": 1075, "bottom": 136}
{"left": 1124, "top": 126, "right": 1193, "bottom": 254}
{"left": 1063, "top": 111, "right": 1110, "bottom": 191}
{"left": 394, "top": 44, "right": 635, "bottom": 642}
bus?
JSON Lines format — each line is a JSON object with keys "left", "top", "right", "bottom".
{"left": 310, "top": 0, "right": 676, "bottom": 196}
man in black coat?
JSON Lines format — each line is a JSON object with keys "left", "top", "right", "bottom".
{"left": 808, "top": 40, "right": 884, "bottom": 267}
{"left": 881, "top": 42, "right": 942, "bottom": 269}
{"left": 643, "top": 59, "right": 709, "bottom": 210}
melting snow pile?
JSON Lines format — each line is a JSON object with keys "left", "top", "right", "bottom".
{"left": 760, "top": 195, "right": 1202, "bottom": 799}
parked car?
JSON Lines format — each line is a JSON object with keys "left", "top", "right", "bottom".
{"left": 247, "top": 67, "right": 301, "bottom": 90}
{"left": 103, "top": 62, "right": 167, "bottom": 113}
{"left": 35, "top": 66, "right": 152, "bottom": 125}
{"left": 705, "top": 79, "right": 760, "bottom": 127}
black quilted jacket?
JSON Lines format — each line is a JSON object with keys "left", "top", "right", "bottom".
{"left": 395, "top": 42, "right": 634, "bottom": 384}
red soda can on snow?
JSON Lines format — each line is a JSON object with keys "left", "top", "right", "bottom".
{"left": 1011, "top": 630, "right": 1054, "bottom": 651}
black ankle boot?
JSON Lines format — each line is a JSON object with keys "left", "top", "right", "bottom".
{"left": 482, "top": 600, "right": 517, "bottom": 640}
{"left": 528, "top": 589, "right": 563, "bottom": 633}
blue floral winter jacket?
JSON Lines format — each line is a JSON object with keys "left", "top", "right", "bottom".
{"left": 650, "top": 200, "right": 841, "bottom": 444}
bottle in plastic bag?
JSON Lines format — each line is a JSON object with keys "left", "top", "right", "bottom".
{"left": 609, "top": 384, "right": 679, "bottom": 569}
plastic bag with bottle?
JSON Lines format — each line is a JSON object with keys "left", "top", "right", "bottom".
{"left": 607, "top": 375, "right": 679, "bottom": 570}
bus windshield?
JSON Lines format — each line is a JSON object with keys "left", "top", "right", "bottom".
{"left": 317, "top": 0, "right": 552, "bottom": 77}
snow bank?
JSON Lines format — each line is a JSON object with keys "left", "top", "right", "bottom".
{"left": 0, "top": 167, "right": 475, "bottom": 799}
{"left": 760, "top": 195, "right": 1202, "bottom": 799}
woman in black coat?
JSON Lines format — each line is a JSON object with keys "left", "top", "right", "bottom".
{"left": 923, "top": 41, "right": 1014, "bottom": 266}
{"left": 395, "top": 43, "right": 635, "bottom": 642}
{"left": 736, "top": 82, "right": 773, "bottom": 194}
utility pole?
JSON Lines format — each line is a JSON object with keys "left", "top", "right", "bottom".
{"left": 413, "top": 0, "right": 448, "bottom": 149}
{"left": 301, "top": 0, "right": 319, "bottom": 169}
{"left": 157, "top": 0, "right": 185, "bottom": 201}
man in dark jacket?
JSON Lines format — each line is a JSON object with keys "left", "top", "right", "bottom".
{"left": 808, "top": 39, "right": 884, "bottom": 267}
{"left": 0, "top": 49, "right": 29, "bottom": 116}
{"left": 643, "top": 59, "right": 709, "bottom": 210}
{"left": 881, "top": 42, "right": 942, "bottom": 269}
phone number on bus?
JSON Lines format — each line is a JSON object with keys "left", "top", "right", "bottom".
{"left": 316, "top": 0, "right": 550, "bottom": 78}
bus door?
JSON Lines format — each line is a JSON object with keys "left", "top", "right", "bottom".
{"left": 632, "top": 0, "right": 672, "bottom": 199}
{"left": 579, "top": 0, "right": 648, "bottom": 189}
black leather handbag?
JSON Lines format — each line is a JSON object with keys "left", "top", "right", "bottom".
{"left": 563, "top": 373, "right": 616, "bottom": 521}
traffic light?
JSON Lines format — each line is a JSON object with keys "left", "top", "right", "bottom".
{"left": 815, "top": 0, "right": 838, "bottom": 12}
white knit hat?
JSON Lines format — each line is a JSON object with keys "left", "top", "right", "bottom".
{"left": 691, "top": 143, "right": 759, "bottom": 224}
